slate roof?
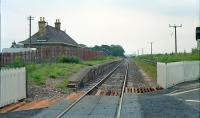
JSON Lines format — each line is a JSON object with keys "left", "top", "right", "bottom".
{"left": 20, "top": 25, "right": 79, "bottom": 47}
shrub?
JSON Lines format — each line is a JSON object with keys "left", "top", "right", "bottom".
{"left": 34, "top": 74, "right": 45, "bottom": 85}
{"left": 10, "top": 56, "right": 24, "bottom": 68}
{"left": 59, "top": 56, "right": 81, "bottom": 64}
{"left": 192, "top": 48, "right": 200, "bottom": 54}
{"left": 48, "top": 73, "right": 57, "bottom": 78}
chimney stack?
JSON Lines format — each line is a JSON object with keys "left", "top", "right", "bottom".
{"left": 38, "top": 17, "right": 46, "bottom": 37}
{"left": 55, "top": 19, "right": 61, "bottom": 30}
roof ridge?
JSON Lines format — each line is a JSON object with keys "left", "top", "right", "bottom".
{"left": 19, "top": 25, "right": 79, "bottom": 47}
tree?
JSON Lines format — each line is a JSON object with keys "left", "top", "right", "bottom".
{"left": 110, "top": 45, "right": 125, "bottom": 56}
{"left": 91, "top": 45, "right": 125, "bottom": 56}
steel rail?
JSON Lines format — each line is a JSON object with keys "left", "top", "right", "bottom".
{"left": 116, "top": 61, "right": 129, "bottom": 118}
{"left": 55, "top": 60, "right": 123, "bottom": 118}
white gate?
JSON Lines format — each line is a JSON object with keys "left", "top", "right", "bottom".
{"left": 0, "top": 67, "right": 26, "bottom": 107}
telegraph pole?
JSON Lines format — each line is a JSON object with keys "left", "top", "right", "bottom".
{"left": 169, "top": 24, "right": 182, "bottom": 54}
{"left": 149, "top": 42, "right": 153, "bottom": 55}
{"left": 27, "top": 16, "right": 34, "bottom": 48}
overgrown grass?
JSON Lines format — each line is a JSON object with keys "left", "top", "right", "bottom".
{"left": 26, "top": 56, "right": 119, "bottom": 89}
{"left": 26, "top": 63, "right": 84, "bottom": 86}
{"left": 134, "top": 59, "right": 157, "bottom": 80}
{"left": 82, "top": 56, "right": 119, "bottom": 66}
{"left": 137, "top": 52, "right": 200, "bottom": 63}
{"left": 59, "top": 56, "right": 81, "bottom": 64}
{"left": 55, "top": 80, "right": 69, "bottom": 92}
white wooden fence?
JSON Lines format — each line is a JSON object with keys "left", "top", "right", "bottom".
{"left": 0, "top": 67, "right": 26, "bottom": 107}
{"left": 157, "top": 61, "right": 200, "bottom": 89}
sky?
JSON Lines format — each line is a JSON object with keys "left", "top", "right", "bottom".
{"left": 1, "top": 0, "right": 200, "bottom": 54}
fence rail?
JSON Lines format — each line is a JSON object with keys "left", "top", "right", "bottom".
{"left": 0, "top": 47, "right": 104, "bottom": 66}
{"left": 0, "top": 67, "right": 26, "bottom": 107}
{"left": 142, "top": 59, "right": 157, "bottom": 65}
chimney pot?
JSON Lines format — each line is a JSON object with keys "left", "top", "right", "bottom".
{"left": 55, "top": 19, "right": 61, "bottom": 30}
{"left": 38, "top": 17, "right": 46, "bottom": 37}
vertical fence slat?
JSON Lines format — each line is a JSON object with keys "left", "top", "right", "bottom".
{"left": 0, "top": 67, "right": 26, "bottom": 107}
{"left": 1, "top": 47, "right": 105, "bottom": 66}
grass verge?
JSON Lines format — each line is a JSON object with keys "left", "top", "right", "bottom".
{"left": 26, "top": 56, "right": 119, "bottom": 89}
{"left": 136, "top": 52, "right": 200, "bottom": 63}
{"left": 81, "top": 56, "right": 119, "bottom": 66}
{"left": 134, "top": 59, "right": 157, "bottom": 80}
{"left": 26, "top": 63, "right": 84, "bottom": 86}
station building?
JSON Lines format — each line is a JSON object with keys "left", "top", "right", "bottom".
{"left": 19, "top": 17, "right": 80, "bottom": 49}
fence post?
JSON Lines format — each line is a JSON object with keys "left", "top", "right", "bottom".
{"left": 26, "top": 68, "right": 28, "bottom": 98}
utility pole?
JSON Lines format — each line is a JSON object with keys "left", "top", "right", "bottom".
{"left": 169, "top": 24, "right": 182, "bottom": 54}
{"left": 149, "top": 42, "right": 153, "bottom": 55}
{"left": 27, "top": 16, "right": 34, "bottom": 48}
{"left": 138, "top": 50, "right": 139, "bottom": 56}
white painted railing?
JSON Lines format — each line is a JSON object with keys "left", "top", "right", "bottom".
{"left": 157, "top": 61, "right": 200, "bottom": 89}
{"left": 0, "top": 67, "right": 26, "bottom": 107}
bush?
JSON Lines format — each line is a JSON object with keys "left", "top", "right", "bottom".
{"left": 59, "top": 56, "right": 81, "bottom": 64}
{"left": 48, "top": 73, "right": 57, "bottom": 78}
{"left": 192, "top": 48, "right": 200, "bottom": 54}
{"left": 10, "top": 56, "right": 24, "bottom": 68}
{"left": 34, "top": 74, "right": 45, "bottom": 85}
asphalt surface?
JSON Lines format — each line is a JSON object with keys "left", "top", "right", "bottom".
{"left": 1, "top": 83, "right": 199, "bottom": 118}
{"left": 137, "top": 92, "right": 199, "bottom": 118}
{"left": 168, "top": 87, "right": 200, "bottom": 110}
{"left": 0, "top": 109, "right": 44, "bottom": 118}
{"left": 61, "top": 96, "right": 119, "bottom": 118}
{"left": 0, "top": 100, "right": 73, "bottom": 118}
{"left": 120, "top": 81, "right": 200, "bottom": 118}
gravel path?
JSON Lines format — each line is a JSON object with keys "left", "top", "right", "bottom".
{"left": 127, "top": 58, "right": 157, "bottom": 88}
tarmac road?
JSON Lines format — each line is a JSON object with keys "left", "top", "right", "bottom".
{"left": 120, "top": 80, "right": 199, "bottom": 118}
{"left": 168, "top": 87, "right": 200, "bottom": 110}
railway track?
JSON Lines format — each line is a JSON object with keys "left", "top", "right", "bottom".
{"left": 0, "top": 59, "right": 163, "bottom": 118}
{"left": 93, "top": 62, "right": 128, "bottom": 96}
{"left": 55, "top": 60, "right": 128, "bottom": 118}
{"left": 55, "top": 59, "right": 162, "bottom": 118}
